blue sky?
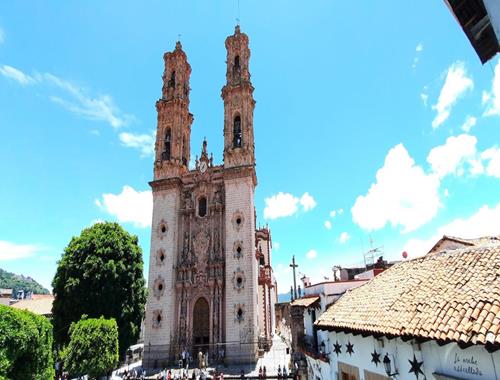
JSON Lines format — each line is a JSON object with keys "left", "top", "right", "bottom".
{"left": 0, "top": 1, "right": 499, "bottom": 294}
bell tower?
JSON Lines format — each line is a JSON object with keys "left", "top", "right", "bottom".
{"left": 222, "top": 25, "right": 259, "bottom": 364}
{"left": 222, "top": 25, "right": 256, "bottom": 169}
{"left": 154, "top": 41, "right": 193, "bottom": 180}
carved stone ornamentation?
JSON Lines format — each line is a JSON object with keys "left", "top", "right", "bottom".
{"left": 232, "top": 268, "right": 246, "bottom": 292}
{"left": 194, "top": 230, "right": 210, "bottom": 257}
{"left": 234, "top": 303, "right": 245, "bottom": 323}
{"left": 152, "top": 309, "right": 163, "bottom": 329}
{"left": 157, "top": 219, "right": 168, "bottom": 240}
{"left": 233, "top": 240, "right": 243, "bottom": 259}
{"left": 153, "top": 276, "right": 165, "bottom": 300}
{"left": 232, "top": 211, "right": 244, "bottom": 232}
{"left": 156, "top": 248, "right": 166, "bottom": 266}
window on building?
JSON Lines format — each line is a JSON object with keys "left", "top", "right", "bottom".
{"left": 163, "top": 128, "right": 171, "bottom": 160}
{"left": 233, "top": 115, "right": 242, "bottom": 148}
{"left": 233, "top": 55, "right": 241, "bottom": 80}
{"left": 169, "top": 71, "right": 176, "bottom": 88}
{"left": 182, "top": 136, "right": 188, "bottom": 166}
{"left": 198, "top": 197, "right": 207, "bottom": 217}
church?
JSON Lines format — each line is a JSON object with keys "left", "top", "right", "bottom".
{"left": 143, "top": 26, "right": 277, "bottom": 368}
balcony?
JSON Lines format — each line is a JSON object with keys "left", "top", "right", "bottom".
{"left": 298, "top": 336, "right": 329, "bottom": 363}
{"left": 258, "top": 265, "right": 273, "bottom": 287}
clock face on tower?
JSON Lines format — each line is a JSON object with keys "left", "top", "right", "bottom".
{"left": 200, "top": 161, "right": 207, "bottom": 173}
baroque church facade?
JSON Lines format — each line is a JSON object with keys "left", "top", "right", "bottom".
{"left": 143, "top": 26, "right": 277, "bottom": 368}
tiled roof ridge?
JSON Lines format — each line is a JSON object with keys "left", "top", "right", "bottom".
{"left": 315, "top": 243, "right": 500, "bottom": 350}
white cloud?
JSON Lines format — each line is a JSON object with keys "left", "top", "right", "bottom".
{"left": 0, "top": 241, "right": 41, "bottom": 260}
{"left": 0, "top": 27, "right": 4, "bottom": 44}
{"left": 329, "top": 210, "right": 336, "bottom": 218}
{"left": 483, "top": 59, "right": 500, "bottom": 117}
{"left": 299, "top": 192, "right": 316, "bottom": 211}
{"left": 324, "top": 220, "right": 332, "bottom": 230}
{"left": 306, "top": 249, "right": 317, "bottom": 259}
{"left": 273, "top": 242, "right": 280, "bottom": 251}
{"left": 0, "top": 65, "right": 133, "bottom": 128}
{"left": 263, "top": 191, "right": 316, "bottom": 220}
{"left": 338, "top": 208, "right": 344, "bottom": 215}
{"left": 0, "top": 65, "right": 36, "bottom": 86}
{"left": 264, "top": 192, "right": 298, "bottom": 220}
{"left": 403, "top": 203, "right": 500, "bottom": 257}
{"left": 119, "top": 131, "right": 155, "bottom": 157}
{"left": 444, "top": 188, "right": 449, "bottom": 198}
{"left": 482, "top": 147, "right": 500, "bottom": 177}
{"left": 339, "top": 232, "right": 350, "bottom": 244}
{"left": 426, "top": 134, "right": 479, "bottom": 178}
{"left": 461, "top": 115, "right": 477, "bottom": 133}
{"left": 432, "top": 62, "right": 473, "bottom": 129}
{"left": 352, "top": 144, "right": 441, "bottom": 233}
{"left": 96, "top": 185, "right": 152, "bottom": 228}
{"left": 45, "top": 72, "right": 132, "bottom": 128}
{"left": 421, "top": 86, "right": 429, "bottom": 107}
{"left": 412, "top": 42, "right": 423, "bottom": 70}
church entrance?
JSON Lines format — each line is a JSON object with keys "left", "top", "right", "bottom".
{"left": 192, "top": 297, "right": 210, "bottom": 355}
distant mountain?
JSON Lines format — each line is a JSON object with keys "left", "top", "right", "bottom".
{"left": 0, "top": 268, "right": 50, "bottom": 297}
{"left": 277, "top": 293, "right": 291, "bottom": 303}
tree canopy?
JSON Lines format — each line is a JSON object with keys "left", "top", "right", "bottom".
{"left": 0, "top": 304, "right": 54, "bottom": 380}
{"left": 63, "top": 316, "right": 119, "bottom": 379}
{"left": 52, "top": 222, "right": 147, "bottom": 356}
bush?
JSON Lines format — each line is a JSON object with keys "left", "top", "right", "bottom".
{"left": 0, "top": 304, "right": 54, "bottom": 380}
{"left": 63, "top": 317, "right": 119, "bottom": 379}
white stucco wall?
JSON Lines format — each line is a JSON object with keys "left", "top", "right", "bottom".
{"left": 309, "top": 330, "right": 500, "bottom": 380}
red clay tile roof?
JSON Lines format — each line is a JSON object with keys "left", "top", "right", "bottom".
{"left": 291, "top": 296, "right": 320, "bottom": 308}
{"left": 428, "top": 235, "right": 500, "bottom": 254}
{"left": 315, "top": 243, "right": 500, "bottom": 350}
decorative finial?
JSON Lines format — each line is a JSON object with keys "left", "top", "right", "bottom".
{"left": 175, "top": 40, "right": 182, "bottom": 50}
{"left": 235, "top": 24, "right": 241, "bottom": 34}
{"left": 202, "top": 137, "right": 207, "bottom": 155}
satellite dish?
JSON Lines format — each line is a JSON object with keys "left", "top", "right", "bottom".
{"left": 402, "top": 251, "right": 408, "bottom": 259}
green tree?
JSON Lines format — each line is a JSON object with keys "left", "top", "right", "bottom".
{"left": 0, "top": 304, "right": 54, "bottom": 380}
{"left": 52, "top": 222, "right": 146, "bottom": 356}
{"left": 63, "top": 317, "right": 119, "bottom": 379}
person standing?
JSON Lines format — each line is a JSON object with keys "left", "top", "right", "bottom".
{"left": 182, "top": 348, "right": 187, "bottom": 369}
{"left": 198, "top": 349, "right": 203, "bottom": 370}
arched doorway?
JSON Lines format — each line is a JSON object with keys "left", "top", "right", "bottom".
{"left": 192, "top": 297, "right": 210, "bottom": 355}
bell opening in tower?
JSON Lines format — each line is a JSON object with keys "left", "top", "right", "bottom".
{"left": 233, "top": 115, "right": 242, "bottom": 148}
{"left": 162, "top": 128, "right": 171, "bottom": 161}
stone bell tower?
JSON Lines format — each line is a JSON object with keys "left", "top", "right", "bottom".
{"left": 154, "top": 41, "right": 193, "bottom": 180}
{"left": 222, "top": 25, "right": 259, "bottom": 363}
{"left": 144, "top": 40, "right": 193, "bottom": 367}
{"left": 222, "top": 25, "right": 256, "bottom": 169}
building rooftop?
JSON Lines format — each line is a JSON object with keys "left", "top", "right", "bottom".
{"left": 445, "top": 0, "right": 500, "bottom": 64}
{"left": 0, "top": 288, "right": 13, "bottom": 296}
{"left": 11, "top": 296, "right": 54, "bottom": 317}
{"left": 316, "top": 240, "right": 500, "bottom": 351}
{"left": 290, "top": 295, "right": 320, "bottom": 308}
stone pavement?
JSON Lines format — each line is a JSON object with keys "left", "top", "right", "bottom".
{"left": 114, "top": 335, "right": 292, "bottom": 379}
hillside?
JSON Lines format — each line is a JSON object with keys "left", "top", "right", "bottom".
{"left": 0, "top": 268, "right": 50, "bottom": 297}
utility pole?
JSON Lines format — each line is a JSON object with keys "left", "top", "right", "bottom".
{"left": 289, "top": 255, "right": 298, "bottom": 300}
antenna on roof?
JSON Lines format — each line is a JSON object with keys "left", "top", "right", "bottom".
{"left": 363, "top": 235, "right": 384, "bottom": 270}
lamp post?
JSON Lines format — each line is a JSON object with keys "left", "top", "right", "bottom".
{"left": 383, "top": 354, "right": 398, "bottom": 377}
